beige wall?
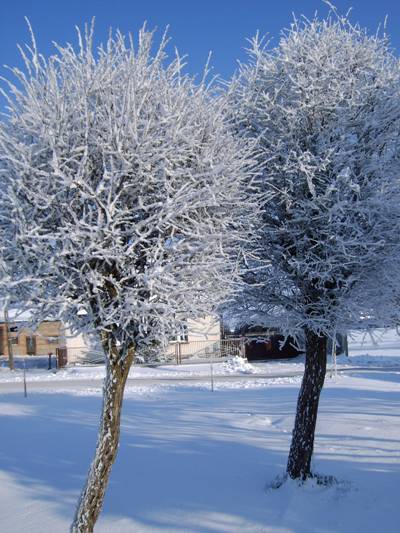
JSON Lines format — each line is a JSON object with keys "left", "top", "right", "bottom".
{"left": 61, "top": 326, "right": 103, "bottom": 364}
{"left": 166, "top": 315, "right": 221, "bottom": 359}
{"left": 187, "top": 316, "right": 220, "bottom": 342}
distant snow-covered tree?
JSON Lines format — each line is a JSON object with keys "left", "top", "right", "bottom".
{"left": 229, "top": 13, "right": 400, "bottom": 480}
{"left": 0, "top": 23, "right": 255, "bottom": 532}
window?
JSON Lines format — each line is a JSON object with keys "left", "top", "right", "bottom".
{"left": 10, "top": 337, "right": 19, "bottom": 345}
{"left": 26, "top": 336, "right": 36, "bottom": 355}
{"left": 170, "top": 322, "right": 188, "bottom": 343}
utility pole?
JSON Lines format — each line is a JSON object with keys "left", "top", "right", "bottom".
{"left": 4, "top": 305, "right": 14, "bottom": 371}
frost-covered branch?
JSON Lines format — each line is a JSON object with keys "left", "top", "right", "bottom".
{"left": 0, "top": 24, "right": 256, "bottom": 353}
{"left": 0, "top": 23, "right": 256, "bottom": 531}
{"left": 228, "top": 11, "right": 400, "bottom": 482}
{"left": 229, "top": 13, "right": 400, "bottom": 338}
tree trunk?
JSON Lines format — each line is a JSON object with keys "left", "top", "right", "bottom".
{"left": 71, "top": 335, "right": 134, "bottom": 533}
{"left": 287, "top": 328, "right": 327, "bottom": 480}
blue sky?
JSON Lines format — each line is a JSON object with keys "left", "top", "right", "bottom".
{"left": 1, "top": 1, "right": 400, "bottom": 88}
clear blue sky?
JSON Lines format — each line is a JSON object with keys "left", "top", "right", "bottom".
{"left": 1, "top": 1, "right": 400, "bottom": 90}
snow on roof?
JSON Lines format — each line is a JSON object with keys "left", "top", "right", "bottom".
{"left": 0, "top": 302, "right": 53, "bottom": 323}
{"left": 0, "top": 308, "right": 32, "bottom": 322}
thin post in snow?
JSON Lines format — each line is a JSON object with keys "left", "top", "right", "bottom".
{"left": 331, "top": 329, "right": 337, "bottom": 378}
{"left": 23, "top": 357, "right": 27, "bottom": 398}
{"left": 210, "top": 359, "right": 214, "bottom": 392}
{"left": 240, "top": 337, "right": 245, "bottom": 358}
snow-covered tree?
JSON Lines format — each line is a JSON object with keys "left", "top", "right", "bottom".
{"left": 0, "top": 23, "right": 255, "bottom": 531}
{"left": 228, "top": 13, "right": 400, "bottom": 480}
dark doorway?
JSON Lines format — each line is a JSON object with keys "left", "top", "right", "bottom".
{"left": 245, "top": 335, "right": 302, "bottom": 360}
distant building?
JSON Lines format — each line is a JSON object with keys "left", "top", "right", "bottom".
{"left": 0, "top": 309, "right": 227, "bottom": 365}
{"left": 164, "top": 316, "right": 223, "bottom": 363}
{"left": 68, "top": 316, "right": 224, "bottom": 364}
{"left": 0, "top": 318, "right": 63, "bottom": 357}
{"left": 223, "top": 324, "right": 348, "bottom": 360}
{"left": 224, "top": 325, "right": 302, "bottom": 360}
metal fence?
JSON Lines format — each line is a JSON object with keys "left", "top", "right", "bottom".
{"left": 66, "top": 338, "right": 245, "bottom": 365}
{"left": 66, "top": 347, "right": 105, "bottom": 365}
{"left": 166, "top": 339, "right": 244, "bottom": 364}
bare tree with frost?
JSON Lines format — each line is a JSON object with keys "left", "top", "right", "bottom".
{"left": 0, "top": 23, "right": 255, "bottom": 531}
{"left": 229, "top": 12, "right": 400, "bottom": 480}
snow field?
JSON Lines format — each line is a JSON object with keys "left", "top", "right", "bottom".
{"left": 0, "top": 370, "right": 399, "bottom": 532}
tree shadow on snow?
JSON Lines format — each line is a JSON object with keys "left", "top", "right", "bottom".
{"left": 0, "top": 382, "right": 398, "bottom": 532}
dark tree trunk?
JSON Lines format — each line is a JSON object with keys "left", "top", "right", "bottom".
{"left": 287, "top": 328, "right": 327, "bottom": 480}
{"left": 71, "top": 333, "right": 134, "bottom": 533}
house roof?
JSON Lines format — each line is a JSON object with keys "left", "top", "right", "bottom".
{"left": 0, "top": 308, "right": 32, "bottom": 322}
{"left": 0, "top": 302, "right": 52, "bottom": 323}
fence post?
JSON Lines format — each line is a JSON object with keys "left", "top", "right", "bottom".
{"left": 23, "top": 356, "right": 27, "bottom": 398}
{"left": 240, "top": 337, "right": 246, "bottom": 358}
{"left": 56, "top": 347, "right": 68, "bottom": 368}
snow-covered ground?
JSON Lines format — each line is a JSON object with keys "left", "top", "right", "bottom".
{"left": 346, "top": 327, "right": 400, "bottom": 362}
{"left": 0, "top": 355, "right": 263, "bottom": 384}
{"left": 2, "top": 328, "right": 400, "bottom": 386}
{"left": 0, "top": 351, "right": 398, "bottom": 385}
{"left": 0, "top": 374, "right": 399, "bottom": 531}
{"left": 0, "top": 331, "right": 399, "bottom": 532}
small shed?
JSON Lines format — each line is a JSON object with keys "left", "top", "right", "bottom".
{"left": 224, "top": 325, "right": 302, "bottom": 361}
{"left": 244, "top": 334, "right": 302, "bottom": 360}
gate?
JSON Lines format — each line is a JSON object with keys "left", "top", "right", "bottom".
{"left": 56, "top": 347, "right": 68, "bottom": 368}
